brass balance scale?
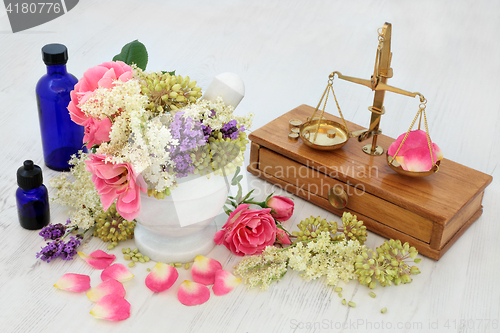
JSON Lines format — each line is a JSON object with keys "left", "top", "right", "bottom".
{"left": 298, "top": 23, "right": 439, "bottom": 176}
{"left": 247, "top": 23, "right": 492, "bottom": 260}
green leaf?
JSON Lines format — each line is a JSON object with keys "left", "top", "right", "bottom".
{"left": 241, "top": 189, "right": 255, "bottom": 202}
{"left": 162, "top": 70, "right": 176, "bottom": 76}
{"left": 231, "top": 167, "right": 241, "bottom": 185}
{"left": 224, "top": 206, "right": 232, "bottom": 216}
{"left": 113, "top": 40, "right": 148, "bottom": 70}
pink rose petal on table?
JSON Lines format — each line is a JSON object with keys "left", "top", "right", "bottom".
{"left": 402, "top": 146, "right": 434, "bottom": 172}
{"left": 54, "top": 273, "right": 91, "bottom": 292}
{"left": 78, "top": 250, "right": 116, "bottom": 270}
{"left": 87, "top": 279, "right": 126, "bottom": 302}
{"left": 101, "top": 263, "right": 134, "bottom": 282}
{"left": 212, "top": 270, "right": 241, "bottom": 296}
{"left": 191, "top": 255, "right": 222, "bottom": 285}
{"left": 145, "top": 263, "right": 179, "bottom": 293}
{"left": 177, "top": 280, "right": 210, "bottom": 306}
{"left": 90, "top": 294, "right": 130, "bottom": 321}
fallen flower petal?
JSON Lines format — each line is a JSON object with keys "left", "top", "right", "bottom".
{"left": 101, "top": 263, "right": 134, "bottom": 282}
{"left": 177, "top": 280, "right": 210, "bottom": 306}
{"left": 90, "top": 294, "right": 130, "bottom": 321}
{"left": 145, "top": 263, "right": 179, "bottom": 293}
{"left": 54, "top": 273, "right": 91, "bottom": 292}
{"left": 212, "top": 270, "right": 241, "bottom": 296}
{"left": 191, "top": 255, "right": 222, "bottom": 285}
{"left": 87, "top": 279, "right": 126, "bottom": 302}
{"left": 78, "top": 250, "right": 116, "bottom": 270}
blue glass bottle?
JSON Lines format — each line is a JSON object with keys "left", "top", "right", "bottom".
{"left": 16, "top": 160, "right": 50, "bottom": 230}
{"left": 36, "top": 43, "right": 85, "bottom": 171}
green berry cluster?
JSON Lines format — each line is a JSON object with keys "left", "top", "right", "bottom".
{"left": 192, "top": 132, "right": 249, "bottom": 176}
{"left": 291, "top": 212, "right": 367, "bottom": 243}
{"left": 135, "top": 69, "right": 202, "bottom": 115}
{"left": 146, "top": 187, "right": 171, "bottom": 200}
{"left": 340, "top": 212, "right": 367, "bottom": 245}
{"left": 292, "top": 216, "right": 339, "bottom": 241}
{"left": 122, "top": 247, "right": 150, "bottom": 268}
{"left": 93, "top": 204, "right": 136, "bottom": 243}
{"left": 354, "top": 239, "right": 421, "bottom": 289}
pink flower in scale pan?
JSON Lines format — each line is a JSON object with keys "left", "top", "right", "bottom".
{"left": 388, "top": 130, "right": 443, "bottom": 172}
{"left": 85, "top": 154, "right": 147, "bottom": 221}
{"left": 68, "top": 61, "right": 133, "bottom": 125}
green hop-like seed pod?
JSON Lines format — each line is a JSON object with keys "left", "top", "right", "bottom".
{"left": 340, "top": 212, "right": 367, "bottom": 245}
{"left": 192, "top": 131, "right": 248, "bottom": 176}
{"left": 135, "top": 68, "right": 202, "bottom": 116}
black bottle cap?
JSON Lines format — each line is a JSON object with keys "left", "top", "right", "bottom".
{"left": 17, "top": 160, "right": 43, "bottom": 190}
{"left": 42, "top": 43, "right": 68, "bottom": 65}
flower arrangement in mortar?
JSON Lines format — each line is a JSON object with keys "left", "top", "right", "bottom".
{"left": 387, "top": 129, "right": 443, "bottom": 173}
{"left": 49, "top": 40, "right": 253, "bottom": 247}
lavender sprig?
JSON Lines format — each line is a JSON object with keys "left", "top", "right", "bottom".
{"left": 36, "top": 222, "right": 84, "bottom": 263}
{"left": 39, "top": 223, "right": 67, "bottom": 240}
{"left": 36, "top": 235, "right": 83, "bottom": 263}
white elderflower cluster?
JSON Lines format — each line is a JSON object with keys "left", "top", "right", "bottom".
{"left": 48, "top": 152, "right": 103, "bottom": 230}
{"left": 179, "top": 97, "right": 254, "bottom": 131}
{"left": 288, "top": 233, "right": 364, "bottom": 286}
{"left": 234, "top": 246, "right": 288, "bottom": 291}
{"left": 234, "top": 232, "right": 365, "bottom": 290}
{"left": 80, "top": 80, "right": 148, "bottom": 120}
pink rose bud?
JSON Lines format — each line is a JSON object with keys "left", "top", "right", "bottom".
{"left": 266, "top": 196, "right": 294, "bottom": 222}
{"left": 276, "top": 228, "right": 291, "bottom": 245}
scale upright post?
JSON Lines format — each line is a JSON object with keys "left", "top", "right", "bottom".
{"left": 363, "top": 22, "right": 392, "bottom": 155}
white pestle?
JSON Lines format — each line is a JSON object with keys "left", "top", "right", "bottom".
{"left": 202, "top": 72, "right": 245, "bottom": 108}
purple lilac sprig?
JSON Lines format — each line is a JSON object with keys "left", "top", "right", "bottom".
{"left": 36, "top": 222, "right": 84, "bottom": 263}
{"left": 221, "top": 120, "right": 244, "bottom": 140}
{"left": 168, "top": 111, "right": 206, "bottom": 178}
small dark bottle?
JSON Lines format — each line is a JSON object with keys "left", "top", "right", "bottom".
{"left": 36, "top": 43, "right": 85, "bottom": 171}
{"left": 16, "top": 160, "right": 50, "bottom": 230}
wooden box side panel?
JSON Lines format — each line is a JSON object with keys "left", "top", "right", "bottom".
{"left": 440, "top": 192, "right": 485, "bottom": 248}
{"left": 258, "top": 147, "right": 434, "bottom": 244}
{"left": 248, "top": 161, "right": 440, "bottom": 260}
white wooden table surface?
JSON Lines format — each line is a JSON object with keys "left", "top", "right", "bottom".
{"left": 1, "top": 1, "right": 499, "bottom": 332}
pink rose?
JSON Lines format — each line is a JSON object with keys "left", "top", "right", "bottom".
{"left": 83, "top": 117, "right": 112, "bottom": 149}
{"left": 85, "top": 154, "right": 147, "bottom": 221}
{"left": 214, "top": 204, "right": 277, "bottom": 256}
{"left": 266, "top": 196, "right": 294, "bottom": 221}
{"left": 276, "top": 228, "right": 291, "bottom": 245}
{"left": 68, "top": 61, "right": 133, "bottom": 125}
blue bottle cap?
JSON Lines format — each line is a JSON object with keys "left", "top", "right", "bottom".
{"left": 17, "top": 160, "right": 43, "bottom": 190}
{"left": 42, "top": 43, "right": 68, "bottom": 66}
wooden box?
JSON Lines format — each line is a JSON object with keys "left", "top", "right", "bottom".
{"left": 247, "top": 104, "right": 492, "bottom": 260}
